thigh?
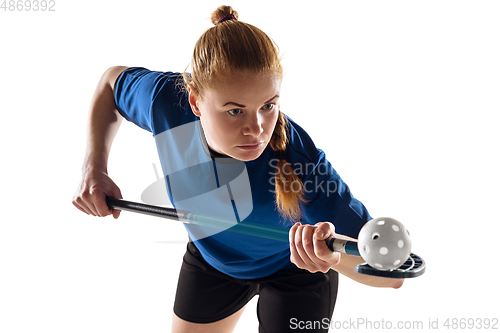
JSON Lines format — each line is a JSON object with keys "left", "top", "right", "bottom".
{"left": 172, "top": 307, "right": 246, "bottom": 333}
{"left": 173, "top": 241, "right": 259, "bottom": 324}
{"left": 257, "top": 269, "right": 338, "bottom": 333}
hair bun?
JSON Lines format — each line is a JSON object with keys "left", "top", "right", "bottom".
{"left": 210, "top": 5, "right": 239, "bottom": 25}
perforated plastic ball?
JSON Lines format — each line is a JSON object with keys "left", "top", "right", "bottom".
{"left": 357, "top": 217, "right": 412, "bottom": 271}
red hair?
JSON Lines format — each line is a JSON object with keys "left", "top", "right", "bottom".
{"left": 183, "top": 6, "right": 307, "bottom": 221}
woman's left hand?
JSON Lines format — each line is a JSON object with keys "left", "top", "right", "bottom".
{"left": 289, "top": 222, "right": 341, "bottom": 273}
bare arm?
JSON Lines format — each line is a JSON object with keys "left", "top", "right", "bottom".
{"left": 84, "top": 66, "right": 128, "bottom": 174}
{"left": 72, "top": 66, "right": 129, "bottom": 218}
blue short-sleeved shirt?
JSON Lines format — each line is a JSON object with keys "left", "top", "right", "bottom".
{"left": 114, "top": 67, "right": 371, "bottom": 279}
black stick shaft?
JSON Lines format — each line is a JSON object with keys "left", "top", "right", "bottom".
{"left": 106, "top": 197, "right": 290, "bottom": 242}
{"left": 105, "top": 197, "right": 425, "bottom": 278}
{"left": 106, "top": 196, "right": 189, "bottom": 221}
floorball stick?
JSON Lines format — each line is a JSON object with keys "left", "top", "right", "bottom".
{"left": 106, "top": 196, "right": 425, "bottom": 278}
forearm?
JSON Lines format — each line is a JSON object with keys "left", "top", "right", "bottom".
{"left": 333, "top": 253, "right": 404, "bottom": 289}
{"left": 83, "top": 66, "right": 128, "bottom": 173}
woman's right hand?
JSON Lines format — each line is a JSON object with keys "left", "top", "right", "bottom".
{"left": 72, "top": 168, "right": 123, "bottom": 219}
{"left": 72, "top": 66, "right": 129, "bottom": 219}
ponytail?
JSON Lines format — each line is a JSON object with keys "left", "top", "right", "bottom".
{"left": 270, "top": 111, "right": 307, "bottom": 221}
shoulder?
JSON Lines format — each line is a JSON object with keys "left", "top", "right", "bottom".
{"left": 285, "top": 115, "right": 324, "bottom": 164}
{"left": 115, "top": 67, "right": 186, "bottom": 100}
{"left": 114, "top": 67, "right": 194, "bottom": 134}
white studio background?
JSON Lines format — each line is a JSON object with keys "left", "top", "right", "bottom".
{"left": 1, "top": 1, "right": 499, "bottom": 332}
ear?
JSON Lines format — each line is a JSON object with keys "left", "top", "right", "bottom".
{"left": 188, "top": 86, "right": 202, "bottom": 117}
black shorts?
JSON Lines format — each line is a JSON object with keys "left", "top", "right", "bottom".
{"left": 173, "top": 241, "right": 339, "bottom": 333}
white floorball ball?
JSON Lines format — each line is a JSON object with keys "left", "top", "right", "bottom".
{"left": 357, "top": 217, "right": 412, "bottom": 271}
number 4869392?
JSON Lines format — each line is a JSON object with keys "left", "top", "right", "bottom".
{"left": 1, "top": 0, "right": 56, "bottom": 11}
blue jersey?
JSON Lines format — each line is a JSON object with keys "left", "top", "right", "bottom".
{"left": 114, "top": 67, "right": 371, "bottom": 279}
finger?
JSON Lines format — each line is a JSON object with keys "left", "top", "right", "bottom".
{"left": 289, "top": 222, "right": 299, "bottom": 247}
{"left": 290, "top": 223, "right": 307, "bottom": 268}
{"left": 301, "top": 225, "right": 332, "bottom": 270}
{"left": 72, "top": 200, "right": 90, "bottom": 215}
{"left": 313, "top": 222, "right": 335, "bottom": 241}
{"left": 90, "top": 187, "right": 113, "bottom": 217}
{"left": 295, "top": 225, "right": 317, "bottom": 267}
{"left": 111, "top": 187, "right": 122, "bottom": 219}
{"left": 313, "top": 234, "right": 341, "bottom": 265}
{"left": 300, "top": 225, "right": 317, "bottom": 258}
{"left": 313, "top": 222, "right": 341, "bottom": 264}
{"left": 80, "top": 191, "right": 99, "bottom": 216}
{"left": 76, "top": 193, "right": 98, "bottom": 216}
{"left": 289, "top": 223, "right": 301, "bottom": 264}
{"left": 88, "top": 201, "right": 101, "bottom": 217}
{"left": 112, "top": 209, "right": 121, "bottom": 219}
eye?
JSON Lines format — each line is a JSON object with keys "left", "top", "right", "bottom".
{"left": 227, "top": 108, "right": 242, "bottom": 116}
{"left": 262, "top": 103, "right": 274, "bottom": 110}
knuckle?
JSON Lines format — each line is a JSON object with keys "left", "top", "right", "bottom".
{"left": 89, "top": 185, "right": 103, "bottom": 196}
{"left": 81, "top": 191, "right": 92, "bottom": 201}
{"left": 71, "top": 200, "right": 81, "bottom": 210}
{"left": 75, "top": 196, "right": 87, "bottom": 206}
{"left": 302, "top": 238, "right": 313, "bottom": 249}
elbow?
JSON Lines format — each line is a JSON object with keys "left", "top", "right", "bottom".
{"left": 104, "top": 66, "right": 130, "bottom": 87}
{"left": 392, "top": 279, "right": 405, "bottom": 289}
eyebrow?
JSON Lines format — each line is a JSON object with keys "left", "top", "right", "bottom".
{"left": 223, "top": 94, "right": 280, "bottom": 108}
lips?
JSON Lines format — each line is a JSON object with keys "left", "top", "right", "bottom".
{"left": 237, "top": 142, "right": 264, "bottom": 150}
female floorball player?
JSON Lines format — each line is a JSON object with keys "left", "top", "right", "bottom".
{"left": 73, "top": 6, "right": 404, "bottom": 333}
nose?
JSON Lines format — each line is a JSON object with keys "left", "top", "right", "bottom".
{"left": 242, "top": 112, "right": 263, "bottom": 137}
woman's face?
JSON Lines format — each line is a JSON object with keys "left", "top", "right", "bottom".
{"left": 189, "top": 71, "right": 281, "bottom": 162}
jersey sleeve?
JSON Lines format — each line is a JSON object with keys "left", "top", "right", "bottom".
{"left": 114, "top": 67, "right": 179, "bottom": 133}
